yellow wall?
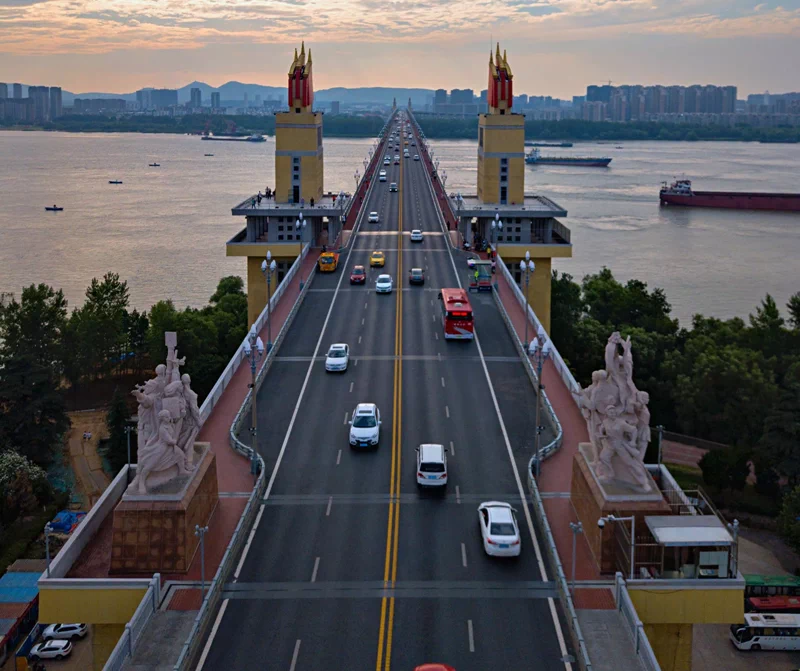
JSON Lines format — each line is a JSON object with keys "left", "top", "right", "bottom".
{"left": 39, "top": 587, "right": 147, "bottom": 625}
{"left": 477, "top": 114, "right": 525, "bottom": 205}
{"left": 245, "top": 256, "right": 285, "bottom": 327}
{"left": 645, "top": 623, "right": 692, "bottom": 671}
{"left": 93, "top": 623, "right": 125, "bottom": 671}
{"left": 628, "top": 586, "right": 744, "bottom": 624}
{"left": 275, "top": 110, "right": 323, "bottom": 204}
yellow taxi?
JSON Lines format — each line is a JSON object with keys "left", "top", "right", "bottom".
{"left": 370, "top": 251, "right": 385, "bottom": 267}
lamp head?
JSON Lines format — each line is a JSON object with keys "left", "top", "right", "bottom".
{"left": 266, "top": 250, "right": 272, "bottom": 262}
{"left": 243, "top": 340, "right": 252, "bottom": 355}
{"left": 525, "top": 250, "right": 531, "bottom": 262}
{"left": 260, "top": 259, "right": 267, "bottom": 272}
{"left": 528, "top": 339, "right": 539, "bottom": 356}
{"left": 270, "top": 260, "right": 277, "bottom": 272}
{"left": 597, "top": 518, "right": 606, "bottom": 529}
{"left": 519, "top": 260, "right": 526, "bottom": 272}
{"left": 255, "top": 337, "right": 265, "bottom": 354}
{"left": 537, "top": 324, "right": 546, "bottom": 340}
{"left": 542, "top": 340, "right": 553, "bottom": 357}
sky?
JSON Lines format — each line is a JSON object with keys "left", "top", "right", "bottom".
{"left": 1, "top": 0, "right": 799, "bottom": 97}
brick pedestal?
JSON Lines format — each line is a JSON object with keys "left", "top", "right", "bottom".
{"left": 570, "top": 445, "right": 670, "bottom": 576}
{"left": 110, "top": 447, "right": 219, "bottom": 574}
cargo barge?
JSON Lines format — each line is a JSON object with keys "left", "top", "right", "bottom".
{"left": 525, "top": 148, "right": 611, "bottom": 167}
{"left": 659, "top": 179, "right": 800, "bottom": 212}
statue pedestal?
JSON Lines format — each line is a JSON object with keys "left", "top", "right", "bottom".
{"left": 110, "top": 443, "right": 219, "bottom": 574}
{"left": 571, "top": 444, "right": 670, "bottom": 576}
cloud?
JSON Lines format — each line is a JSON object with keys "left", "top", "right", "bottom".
{"left": 0, "top": 0, "right": 798, "bottom": 59}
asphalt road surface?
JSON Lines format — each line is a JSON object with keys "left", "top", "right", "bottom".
{"left": 199, "top": 112, "right": 571, "bottom": 671}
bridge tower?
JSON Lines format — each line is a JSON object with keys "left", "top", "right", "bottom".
{"left": 457, "top": 43, "right": 572, "bottom": 334}
{"left": 276, "top": 42, "right": 323, "bottom": 205}
{"left": 392, "top": 97, "right": 397, "bottom": 112}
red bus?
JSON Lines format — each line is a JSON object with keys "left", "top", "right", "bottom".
{"left": 748, "top": 596, "right": 800, "bottom": 613}
{"left": 438, "top": 288, "right": 474, "bottom": 340}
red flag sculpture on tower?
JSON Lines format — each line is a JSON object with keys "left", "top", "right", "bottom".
{"left": 487, "top": 43, "right": 513, "bottom": 113}
{"left": 287, "top": 41, "right": 314, "bottom": 111}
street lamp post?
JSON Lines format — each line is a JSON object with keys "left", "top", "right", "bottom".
{"left": 195, "top": 524, "right": 209, "bottom": 599}
{"left": 260, "top": 251, "right": 277, "bottom": 353}
{"left": 441, "top": 170, "right": 448, "bottom": 190}
{"left": 656, "top": 424, "right": 665, "bottom": 466}
{"left": 243, "top": 325, "right": 265, "bottom": 477}
{"left": 598, "top": 514, "right": 636, "bottom": 579}
{"left": 354, "top": 170, "right": 360, "bottom": 191}
{"left": 727, "top": 519, "right": 740, "bottom": 577}
{"left": 528, "top": 325, "right": 552, "bottom": 479}
{"left": 568, "top": 521, "right": 584, "bottom": 590}
{"left": 491, "top": 213, "right": 503, "bottom": 249}
{"left": 44, "top": 522, "right": 53, "bottom": 577}
{"left": 124, "top": 425, "right": 134, "bottom": 481}
{"left": 520, "top": 252, "right": 536, "bottom": 351}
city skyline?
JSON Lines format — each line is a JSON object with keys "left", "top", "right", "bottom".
{"left": 1, "top": 0, "right": 799, "bottom": 98}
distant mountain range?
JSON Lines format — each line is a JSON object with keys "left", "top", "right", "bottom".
{"left": 31, "top": 81, "right": 436, "bottom": 106}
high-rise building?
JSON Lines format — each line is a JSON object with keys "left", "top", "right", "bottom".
{"left": 0, "top": 83, "right": 7, "bottom": 99}
{"left": 150, "top": 89, "right": 178, "bottom": 108}
{"left": 28, "top": 86, "right": 50, "bottom": 122}
{"left": 330, "top": 100, "right": 340, "bottom": 115}
{"left": 13, "top": 83, "right": 22, "bottom": 99}
{"left": 190, "top": 87, "right": 202, "bottom": 108}
{"left": 136, "top": 89, "right": 152, "bottom": 109}
{"left": 211, "top": 92, "right": 221, "bottom": 108}
{"left": 49, "top": 87, "right": 62, "bottom": 119}
{"left": 587, "top": 85, "right": 613, "bottom": 103}
{"left": 450, "top": 89, "right": 474, "bottom": 104}
{"left": 243, "top": 92, "right": 249, "bottom": 107}
{"left": 434, "top": 89, "right": 447, "bottom": 106}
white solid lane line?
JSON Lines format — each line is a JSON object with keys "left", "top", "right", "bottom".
{"left": 467, "top": 620, "right": 475, "bottom": 653}
{"left": 437, "top": 174, "right": 573, "bottom": 670}
{"left": 343, "top": 412, "right": 348, "bottom": 425}
{"left": 449, "top": 440, "right": 455, "bottom": 456}
{"left": 461, "top": 542, "right": 467, "bottom": 568}
{"left": 289, "top": 640, "right": 301, "bottom": 671}
{"left": 336, "top": 449, "right": 342, "bottom": 465}
{"left": 196, "top": 599, "right": 229, "bottom": 670}
{"left": 311, "top": 557, "right": 320, "bottom": 583}
{"left": 455, "top": 485, "right": 461, "bottom": 504}
{"left": 326, "top": 496, "right": 333, "bottom": 516}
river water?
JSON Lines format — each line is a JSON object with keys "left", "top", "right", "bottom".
{"left": 1, "top": 131, "right": 797, "bottom": 325}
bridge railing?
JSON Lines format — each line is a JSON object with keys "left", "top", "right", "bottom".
{"left": 173, "top": 247, "right": 315, "bottom": 671}
{"left": 198, "top": 243, "right": 310, "bottom": 424}
{"left": 614, "top": 573, "right": 662, "bottom": 671}
{"left": 102, "top": 574, "right": 160, "bottom": 671}
{"left": 527, "top": 474, "right": 593, "bottom": 671}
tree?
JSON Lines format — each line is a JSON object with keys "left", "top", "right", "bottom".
{"left": 699, "top": 447, "right": 750, "bottom": 493}
{"left": 104, "top": 387, "right": 133, "bottom": 474}
{"left": 145, "top": 300, "right": 178, "bottom": 364}
{"left": 0, "top": 284, "right": 67, "bottom": 372}
{"left": 210, "top": 276, "right": 246, "bottom": 305}
{"left": 0, "top": 451, "right": 49, "bottom": 525}
{"left": 81, "top": 272, "right": 130, "bottom": 376}
{"left": 549, "top": 271, "right": 583, "bottom": 355}
{"left": 756, "top": 382, "right": 800, "bottom": 487}
{"left": 788, "top": 292, "right": 800, "bottom": 330}
{"left": 749, "top": 294, "right": 785, "bottom": 361}
{"left": 778, "top": 485, "right": 800, "bottom": 553}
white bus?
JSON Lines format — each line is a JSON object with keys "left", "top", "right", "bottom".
{"left": 730, "top": 612, "right": 800, "bottom": 651}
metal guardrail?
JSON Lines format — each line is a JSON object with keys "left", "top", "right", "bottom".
{"left": 614, "top": 573, "right": 662, "bottom": 671}
{"left": 527, "top": 473, "right": 593, "bottom": 671}
{"left": 491, "top": 283, "right": 563, "bottom": 462}
{"left": 199, "top": 243, "right": 310, "bottom": 424}
{"left": 102, "top": 574, "right": 160, "bottom": 671}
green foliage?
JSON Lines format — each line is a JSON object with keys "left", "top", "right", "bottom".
{"left": 699, "top": 448, "right": 750, "bottom": 492}
{"left": 778, "top": 485, "right": 800, "bottom": 553}
{"left": 0, "top": 452, "right": 50, "bottom": 524}
{"left": 0, "top": 286, "right": 70, "bottom": 466}
{"left": 756, "top": 382, "right": 800, "bottom": 487}
{"left": 104, "top": 387, "right": 133, "bottom": 474}
{"left": 788, "top": 292, "right": 800, "bottom": 330}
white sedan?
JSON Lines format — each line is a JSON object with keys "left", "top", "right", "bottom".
{"left": 30, "top": 639, "right": 73, "bottom": 661}
{"left": 478, "top": 501, "right": 521, "bottom": 557}
{"left": 368, "top": 211, "right": 379, "bottom": 223}
{"left": 325, "top": 343, "right": 349, "bottom": 372}
{"left": 43, "top": 623, "right": 88, "bottom": 641}
{"left": 375, "top": 274, "right": 393, "bottom": 294}
{"left": 410, "top": 230, "right": 423, "bottom": 242}
{"left": 467, "top": 257, "right": 477, "bottom": 268}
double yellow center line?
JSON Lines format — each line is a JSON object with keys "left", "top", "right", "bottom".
{"left": 376, "top": 143, "right": 403, "bottom": 671}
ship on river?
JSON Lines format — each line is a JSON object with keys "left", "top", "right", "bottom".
{"left": 525, "top": 148, "right": 611, "bottom": 167}
{"left": 201, "top": 134, "right": 267, "bottom": 142}
{"left": 659, "top": 179, "right": 800, "bottom": 212}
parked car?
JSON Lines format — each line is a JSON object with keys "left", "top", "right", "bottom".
{"left": 43, "top": 623, "right": 87, "bottom": 641}
{"left": 30, "top": 640, "right": 73, "bottom": 661}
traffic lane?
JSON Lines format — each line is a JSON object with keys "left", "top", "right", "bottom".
{"left": 237, "top": 501, "right": 389, "bottom": 583}
{"left": 388, "top": 599, "right": 567, "bottom": 671}
{"left": 265, "top": 359, "right": 395, "bottom": 497}
{"left": 401, "top": 269, "right": 443, "bottom": 357}
{"left": 471, "top": 289, "right": 521, "bottom": 359}
{"left": 263, "top": 290, "right": 335, "bottom": 360}
{"left": 485, "top": 360, "right": 557, "bottom": 460}
{"left": 202, "top": 597, "right": 380, "bottom": 671}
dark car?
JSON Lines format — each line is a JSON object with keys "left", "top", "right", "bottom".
{"left": 409, "top": 268, "right": 425, "bottom": 285}
{"left": 350, "top": 265, "right": 366, "bottom": 284}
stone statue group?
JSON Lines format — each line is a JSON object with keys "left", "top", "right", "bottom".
{"left": 131, "top": 333, "right": 203, "bottom": 494}
{"left": 577, "top": 332, "right": 652, "bottom": 492}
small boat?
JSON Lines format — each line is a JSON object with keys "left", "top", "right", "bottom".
{"left": 108, "top": 180, "right": 123, "bottom": 184}
{"left": 148, "top": 163, "right": 160, "bottom": 167}
{"left": 45, "top": 205, "right": 63, "bottom": 211}
{"left": 204, "top": 153, "right": 214, "bottom": 157}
